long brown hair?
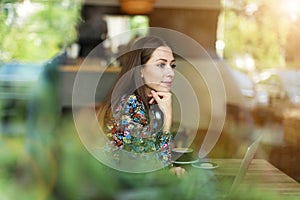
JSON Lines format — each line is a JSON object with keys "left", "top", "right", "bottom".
{"left": 97, "top": 36, "right": 171, "bottom": 127}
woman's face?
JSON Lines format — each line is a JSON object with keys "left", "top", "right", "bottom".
{"left": 141, "top": 46, "right": 175, "bottom": 92}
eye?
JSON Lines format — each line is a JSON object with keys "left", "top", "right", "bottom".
{"left": 171, "top": 63, "right": 176, "bottom": 68}
{"left": 157, "top": 63, "right": 166, "bottom": 68}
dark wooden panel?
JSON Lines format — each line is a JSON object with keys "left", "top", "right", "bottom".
{"left": 149, "top": 8, "right": 220, "bottom": 49}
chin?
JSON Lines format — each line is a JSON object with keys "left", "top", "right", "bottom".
{"left": 157, "top": 87, "right": 171, "bottom": 92}
{"left": 149, "top": 84, "right": 171, "bottom": 92}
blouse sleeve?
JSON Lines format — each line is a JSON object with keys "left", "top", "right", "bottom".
{"left": 107, "top": 94, "right": 172, "bottom": 166}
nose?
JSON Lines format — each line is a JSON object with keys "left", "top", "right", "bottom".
{"left": 166, "top": 64, "right": 175, "bottom": 77}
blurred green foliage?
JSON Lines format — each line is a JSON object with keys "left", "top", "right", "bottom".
{"left": 0, "top": 0, "right": 82, "bottom": 62}
{"left": 222, "top": 0, "right": 299, "bottom": 70}
{"left": 129, "top": 15, "right": 149, "bottom": 38}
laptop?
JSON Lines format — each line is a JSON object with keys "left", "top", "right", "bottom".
{"left": 193, "top": 135, "right": 262, "bottom": 198}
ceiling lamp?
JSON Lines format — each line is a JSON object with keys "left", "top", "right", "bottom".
{"left": 120, "top": 0, "right": 156, "bottom": 14}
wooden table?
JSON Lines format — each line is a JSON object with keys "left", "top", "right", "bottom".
{"left": 201, "top": 159, "right": 300, "bottom": 197}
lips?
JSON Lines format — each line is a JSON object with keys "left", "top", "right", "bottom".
{"left": 161, "top": 81, "right": 173, "bottom": 87}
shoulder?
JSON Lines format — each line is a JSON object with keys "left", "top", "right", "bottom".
{"left": 125, "top": 94, "right": 142, "bottom": 102}
{"left": 123, "top": 94, "right": 144, "bottom": 109}
{"left": 112, "top": 94, "right": 145, "bottom": 115}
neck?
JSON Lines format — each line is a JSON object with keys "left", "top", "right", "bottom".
{"left": 144, "top": 84, "right": 154, "bottom": 97}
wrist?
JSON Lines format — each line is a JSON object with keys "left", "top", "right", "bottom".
{"left": 163, "top": 117, "right": 172, "bottom": 132}
{"left": 163, "top": 124, "right": 171, "bottom": 132}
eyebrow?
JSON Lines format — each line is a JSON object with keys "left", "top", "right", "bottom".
{"left": 155, "top": 58, "right": 176, "bottom": 63}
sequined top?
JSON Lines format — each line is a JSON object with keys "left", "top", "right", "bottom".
{"left": 104, "top": 93, "right": 172, "bottom": 167}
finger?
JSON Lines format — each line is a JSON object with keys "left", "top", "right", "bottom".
{"left": 153, "top": 91, "right": 171, "bottom": 99}
{"left": 176, "top": 167, "right": 186, "bottom": 177}
{"left": 172, "top": 167, "right": 184, "bottom": 177}
{"left": 148, "top": 98, "right": 155, "bottom": 104}
{"left": 151, "top": 90, "right": 161, "bottom": 102}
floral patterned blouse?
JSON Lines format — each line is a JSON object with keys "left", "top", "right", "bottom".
{"left": 104, "top": 93, "right": 172, "bottom": 167}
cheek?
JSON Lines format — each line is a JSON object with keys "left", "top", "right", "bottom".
{"left": 144, "top": 70, "right": 163, "bottom": 84}
{"left": 148, "top": 73, "right": 162, "bottom": 84}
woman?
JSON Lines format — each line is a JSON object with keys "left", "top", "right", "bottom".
{"left": 97, "top": 36, "right": 184, "bottom": 176}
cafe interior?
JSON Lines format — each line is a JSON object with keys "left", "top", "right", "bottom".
{"left": 1, "top": 0, "right": 300, "bottom": 199}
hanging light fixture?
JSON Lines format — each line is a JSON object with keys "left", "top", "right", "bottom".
{"left": 119, "top": 0, "right": 156, "bottom": 14}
